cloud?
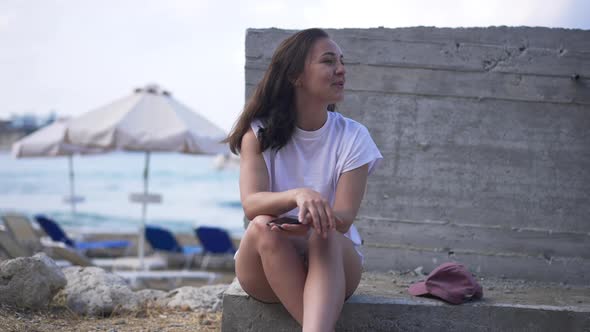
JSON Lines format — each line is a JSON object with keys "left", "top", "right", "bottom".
{"left": 249, "top": 0, "right": 289, "bottom": 17}
{"left": 300, "top": 0, "right": 580, "bottom": 28}
{"left": 0, "top": 14, "right": 10, "bottom": 31}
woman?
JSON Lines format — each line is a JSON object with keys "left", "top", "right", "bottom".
{"left": 226, "top": 28, "right": 382, "bottom": 331}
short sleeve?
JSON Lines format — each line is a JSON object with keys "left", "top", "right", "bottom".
{"left": 250, "top": 119, "right": 263, "bottom": 138}
{"left": 341, "top": 125, "right": 383, "bottom": 176}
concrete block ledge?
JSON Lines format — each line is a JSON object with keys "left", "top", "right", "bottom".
{"left": 222, "top": 272, "right": 590, "bottom": 331}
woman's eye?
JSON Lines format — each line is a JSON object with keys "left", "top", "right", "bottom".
{"left": 322, "top": 59, "right": 335, "bottom": 64}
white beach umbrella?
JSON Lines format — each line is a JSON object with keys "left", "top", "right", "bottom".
{"left": 12, "top": 119, "right": 103, "bottom": 215}
{"left": 64, "top": 84, "right": 228, "bottom": 268}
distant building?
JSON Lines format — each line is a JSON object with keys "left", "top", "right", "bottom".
{"left": 8, "top": 111, "right": 57, "bottom": 131}
{"left": 0, "top": 111, "right": 59, "bottom": 151}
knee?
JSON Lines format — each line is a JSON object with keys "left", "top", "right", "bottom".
{"left": 247, "top": 215, "right": 285, "bottom": 253}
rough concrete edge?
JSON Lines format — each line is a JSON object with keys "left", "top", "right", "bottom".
{"left": 224, "top": 279, "right": 590, "bottom": 313}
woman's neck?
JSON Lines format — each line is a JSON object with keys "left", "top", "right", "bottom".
{"left": 294, "top": 94, "right": 328, "bottom": 131}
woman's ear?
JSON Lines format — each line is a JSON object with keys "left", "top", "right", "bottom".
{"left": 291, "top": 73, "right": 303, "bottom": 88}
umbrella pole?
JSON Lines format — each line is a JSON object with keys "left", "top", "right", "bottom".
{"left": 139, "top": 151, "right": 151, "bottom": 270}
{"left": 68, "top": 154, "right": 77, "bottom": 215}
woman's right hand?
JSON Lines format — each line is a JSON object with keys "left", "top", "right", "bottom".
{"left": 294, "top": 188, "right": 335, "bottom": 239}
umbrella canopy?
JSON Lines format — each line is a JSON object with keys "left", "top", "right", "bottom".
{"left": 65, "top": 85, "right": 227, "bottom": 154}
{"left": 64, "top": 84, "right": 229, "bottom": 269}
{"left": 12, "top": 119, "right": 103, "bottom": 214}
{"left": 12, "top": 119, "right": 101, "bottom": 157}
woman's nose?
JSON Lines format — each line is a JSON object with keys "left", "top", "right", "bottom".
{"left": 335, "top": 62, "right": 346, "bottom": 75}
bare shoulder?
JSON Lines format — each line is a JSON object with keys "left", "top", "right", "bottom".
{"left": 241, "top": 128, "right": 261, "bottom": 156}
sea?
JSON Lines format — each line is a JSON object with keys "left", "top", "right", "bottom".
{"left": 0, "top": 151, "right": 245, "bottom": 237}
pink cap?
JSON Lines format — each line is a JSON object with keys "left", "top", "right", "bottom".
{"left": 408, "top": 262, "right": 483, "bottom": 304}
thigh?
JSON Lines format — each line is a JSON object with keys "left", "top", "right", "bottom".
{"left": 339, "top": 235, "right": 363, "bottom": 299}
{"left": 234, "top": 216, "right": 281, "bottom": 303}
{"left": 305, "top": 231, "right": 362, "bottom": 299}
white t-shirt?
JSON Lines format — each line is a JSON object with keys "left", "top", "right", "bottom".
{"left": 251, "top": 111, "right": 382, "bottom": 246}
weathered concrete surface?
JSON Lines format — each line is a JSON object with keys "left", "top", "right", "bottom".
{"left": 357, "top": 216, "right": 590, "bottom": 284}
{"left": 222, "top": 273, "right": 590, "bottom": 331}
{"left": 244, "top": 27, "right": 590, "bottom": 283}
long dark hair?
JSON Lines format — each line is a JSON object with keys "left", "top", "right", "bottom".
{"left": 225, "top": 28, "right": 335, "bottom": 154}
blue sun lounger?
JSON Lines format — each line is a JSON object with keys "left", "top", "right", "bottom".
{"left": 34, "top": 215, "right": 131, "bottom": 251}
{"left": 194, "top": 226, "right": 236, "bottom": 269}
{"left": 145, "top": 225, "right": 203, "bottom": 269}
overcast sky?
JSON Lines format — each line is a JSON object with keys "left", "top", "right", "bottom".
{"left": 1, "top": 0, "right": 588, "bottom": 131}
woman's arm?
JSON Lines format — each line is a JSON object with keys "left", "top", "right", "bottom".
{"left": 332, "top": 164, "right": 370, "bottom": 234}
{"left": 240, "top": 127, "right": 338, "bottom": 236}
{"left": 240, "top": 128, "right": 299, "bottom": 220}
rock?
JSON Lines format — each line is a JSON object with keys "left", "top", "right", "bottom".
{"left": 159, "top": 285, "right": 228, "bottom": 312}
{"left": 413, "top": 266, "right": 424, "bottom": 276}
{"left": 135, "top": 289, "right": 167, "bottom": 305}
{"left": 0, "top": 253, "right": 66, "bottom": 309}
{"left": 58, "top": 266, "right": 139, "bottom": 316}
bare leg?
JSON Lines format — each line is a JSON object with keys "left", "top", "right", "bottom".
{"left": 235, "top": 215, "right": 307, "bottom": 324}
{"left": 302, "top": 229, "right": 362, "bottom": 332}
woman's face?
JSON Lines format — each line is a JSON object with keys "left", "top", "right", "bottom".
{"left": 296, "top": 38, "right": 346, "bottom": 104}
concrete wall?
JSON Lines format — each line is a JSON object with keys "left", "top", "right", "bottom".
{"left": 245, "top": 27, "right": 590, "bottom": 284}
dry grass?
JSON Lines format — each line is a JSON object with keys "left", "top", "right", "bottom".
{"left": 0, "top": 302, "right": 222, "bottom": 332}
